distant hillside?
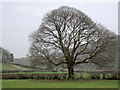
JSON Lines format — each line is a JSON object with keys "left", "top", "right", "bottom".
{"left": 13, "top": 57, "right": 30, "bottom": 66}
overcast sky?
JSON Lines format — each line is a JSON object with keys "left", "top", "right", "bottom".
{"left": 2, "top": 1, "right": 118, "bottom": 58}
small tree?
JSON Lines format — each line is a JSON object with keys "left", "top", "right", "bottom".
{"left": 29, "top": 6, "right": 116, "bottom": 79}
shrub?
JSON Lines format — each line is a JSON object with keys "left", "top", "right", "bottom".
{"left": 82, "top": 73, "right": 91, "bottom": 80}
{"left": 105, "top": 73, "right": 112, "bottom": 79}
{"left": 93, "top": 73, "right": 100, "bottom": 79}
{"left": 58, "top": 74, "right": 62, "bottom": 80}
{"left": 99, "top": 74, "right": 103, "bottom": 80}
{"left": 65, "top": 74, "right": 69, "bottom": 79}
{"left": 74, "top": 73, "right": 80, "bottom": 79}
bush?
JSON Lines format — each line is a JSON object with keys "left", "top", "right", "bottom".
{"left": 65, "top": 74, "right": 69, "bottom": 79}
{"left": 74, "top": 73, "right": 81, "bottom": 79}
{"left": 82, "top": 73, "right": 91, "bottom": 80}
{"left": 99, "top": 74, "right": 103, "bottom": 80}
{"left": 57, "top": 74, "right": 65, "bottom": 80}
{"left": 105, "top": 73, "right": 112, "bottom": 79}
{"left": 94, "top": 73, "right": 102, "bottom": 79}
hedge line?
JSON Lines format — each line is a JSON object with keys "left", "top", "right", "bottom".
{"left": 12, "top": 63, "right": 41, "bottom": 69}
{"left": 1, "top": 70, "right": 57, "bottom": 73}
{"left": 2, "top": 72, "right": 119, "bottom": 80}
{"left": 1, "top": 70, "right": 118, "bottom": 73}
{"left": 2, "top": 73, "right": 67, "bottom": 79}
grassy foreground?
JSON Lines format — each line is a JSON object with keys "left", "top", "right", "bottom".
{"left": 2, "top": 80, "right": 119, "bottom": 88}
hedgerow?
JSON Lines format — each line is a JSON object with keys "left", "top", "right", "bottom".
{"left": 2, "top": 71, "right": 119, "bottom": 80}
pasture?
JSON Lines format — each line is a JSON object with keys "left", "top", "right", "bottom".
{"left": 1, "top": 63, "right": 119, "bottom": 88}
{"left": 1, "top": 63, "right": 20, "bottom": 71}
{"left": 2, "top": 80, "right": 118, "bottom": 88}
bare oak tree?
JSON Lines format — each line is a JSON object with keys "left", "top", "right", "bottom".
{"left": 29, "top": 6, "right": 116, "bottom": 79}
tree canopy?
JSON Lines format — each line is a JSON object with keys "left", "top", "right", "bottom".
{"left": 29, "top": 6, "right": 117, "bottom": 79}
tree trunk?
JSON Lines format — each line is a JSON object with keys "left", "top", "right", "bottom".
{"left": 68, "top": 66, "right": 74, "bottom": 79}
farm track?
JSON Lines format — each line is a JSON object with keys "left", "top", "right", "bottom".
{"left": 11, "top": 65, "right": 27, "bottom": 70}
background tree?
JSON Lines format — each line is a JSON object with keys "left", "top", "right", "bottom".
{"left": 29, "top": 43, "right": 54, "bottom": 70}
{"left": 91, "top": 24, "right": 118, "bottom": 70}
{"left": 29, "top": 45, "right": 43, "bottom": 68}
{"left": 0, "top": 47, "right": 14, "bottom": 63}
{"left": 29, "top": 6, "right": 117, "bottom": 79}
{"left": 10, "top": 53, "right": 14, "bottom": 62}
{"left": 46, "top": 61, "right": 54, "bottom": 70}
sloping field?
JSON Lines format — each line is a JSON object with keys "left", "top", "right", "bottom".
{"left": 1, "top": 63, "right": 22, "bottom": 71}
{"left": 1, "top": 63, "right": 44, "bottom": 72}
{"left": 0, "top": 63, "right": 26, "bottom": 71}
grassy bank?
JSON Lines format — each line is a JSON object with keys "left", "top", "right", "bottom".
{"left": 1, "top": 63, "right": 20, "bottom": 70}
{"left": 2, "top": 80, "right": 118, "bottom": 88}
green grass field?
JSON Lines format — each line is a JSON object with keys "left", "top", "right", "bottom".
{"left": 1, "top": 63, "right": 35, "bottom": 71}
{"left": 1, "top": 63, "right": 20, "bottom": 71}
{"left": 1, "top": 63, "right": 48, "bottom": 71}
{"left": 2, "top": 80, "right": 119, "bottom": 88}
